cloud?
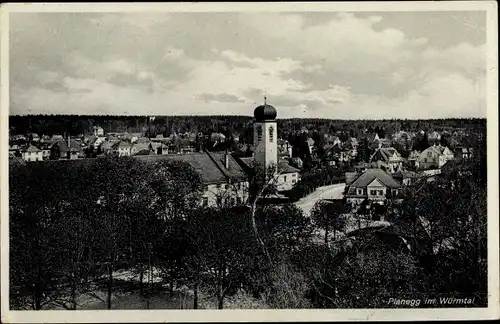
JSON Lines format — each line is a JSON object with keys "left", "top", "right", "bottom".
{"left": 196, "top": 93, "right": 247, "bottom": 103}
{"left": 9, "top": 12, "right": 487, "bottom": 119}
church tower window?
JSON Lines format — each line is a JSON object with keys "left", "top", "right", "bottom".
{"left": 269, "top": 126, "right": 274, "bottom": 143}
{"left": 257, "top": 125, "right": 263, "bottom": 142}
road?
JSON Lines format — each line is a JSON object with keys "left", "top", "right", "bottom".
{"left": 294, "top": 183, "right": 346, "bottom": 216}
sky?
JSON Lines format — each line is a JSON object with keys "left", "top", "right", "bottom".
{"left": 9, "top": 11, "right": 488, "bottom": 119}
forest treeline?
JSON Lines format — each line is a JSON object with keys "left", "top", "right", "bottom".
{"left": 9, "top": 115, "right": 486, "bottom": 143}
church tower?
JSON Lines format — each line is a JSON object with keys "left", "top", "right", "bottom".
{"left": 253, "top": 97, "right": 278, "bottom": 171}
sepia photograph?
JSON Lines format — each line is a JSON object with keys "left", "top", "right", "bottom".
{"left": 1, "top": 1, "right": 498, "bottom": 323}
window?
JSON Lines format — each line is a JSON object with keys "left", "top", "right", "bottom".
{"left": 225, "top": 184, "right": 229, "bottom": 189}
{"left": 357, "top": 189, "right": 363, "bottom": 195}
{"left": 292, "top": 179, "right": 296, "bottom": 184}
{"left": 427, "top": 151, "right": 432, "bottom": 157}
{"left": 424, "top": 158, "right": 427, "bottom": 163}
{"left": 284, "top": 175, "right": 287, "bottom": 182}
{"left": 269, "top": 126, "right": 274, "bottom": 143}
{"left": 202, "top": 197, "right": 208, "bottom": 207}
{"left": 370, "top": 190, "right": 377, "bottom": 195}
{"left": 378, "top": 190, "right": 383, "bottom": 196}
{"left": 292, "top": 174, "right": 296, "bottom": 177}
{"left": 257, "top": 126, "right": 263, "bottom": 142}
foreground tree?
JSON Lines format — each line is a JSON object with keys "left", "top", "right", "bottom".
{"left": 186, "top": 206, "right": 258, "bottom": 309}
{"left": 310, "top": 200, "right": 347, "bottom": 244}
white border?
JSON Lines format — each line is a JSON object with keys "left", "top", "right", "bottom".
{"left": 1, "top": 2, "right": 498, "bottom": 322}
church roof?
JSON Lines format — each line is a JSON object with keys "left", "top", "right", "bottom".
{"left": 254, "top": 99, "right": 277, "bottom": 121}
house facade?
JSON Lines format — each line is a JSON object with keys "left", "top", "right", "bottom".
{"left": 345, "top": 168, "right": 402, "bottom": 208}
{"left": 418, "top": 145, "right": 454, "bottom": 170}
{"left": 21, "top": 145, "right": 43, "bottom": 162}
{"left": 369, "top": 147, "right": 403, "bottom": 173}
{"left": 117, "top": 141, "right": 132, "bottom": 156}
{"left": 135, "top": 151, "right": 249, "bottom": 208}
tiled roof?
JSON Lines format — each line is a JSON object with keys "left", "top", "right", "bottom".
{"left": 237, "top": 157, "right": 300, "bottom": 174}
{"left": 51, "top": 140, "right": 83, "bottom": 153}
{"left": 278, "top": 160, "right": 300, "bottom": 174}
{"left": 349, "top": 168, "right": 401, "bottom": 189}
{"left": 133, "top": 149, "right": 153, "bottom": 156}
{"left": 135, "top": 151, "right": 247, "bottom": 184}
{"left": 370, "top": 147, "right": 401, "bottom": 163}
{"left": 23, "top": 144, "right": 41, "bottom": 153}
{"left": 132, "top": 142, "right": 152, "bottom": 152}
{"left": 118, "top": 140, "right": 131, "bottom": 148}
{"left": 101, "top": 141, "right": 117, "bottom": 150}
{"left": 136, "top": 137, "right": 152, "bottom": 144}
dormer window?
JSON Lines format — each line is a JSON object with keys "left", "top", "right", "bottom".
{"left": 269, "top": 126, "right": 274, "bottom": 143}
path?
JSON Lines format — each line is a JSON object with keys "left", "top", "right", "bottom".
{"left": 294, "top": 183, "right": 346, "bottom": 216}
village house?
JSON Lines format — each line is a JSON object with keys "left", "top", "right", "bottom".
{"left": 276, "top": 161, "right": 301, "bottom": 191}
{"left": 136, "top": 151, "right": 249, "bottom": 208}
{"left": 21, "top": 144, "right": 43, "bottom": 162}
{"left": 277, "top": 139, "right": 293, "bottom": 158}
{"left": 50, "top": 139, "right": 84, "bottom": 160}
{"left": 99, "top": 141, "right": 117, "bottom": 155}
{"left": 455, "top": 147, "right": 474, "bottom": 160}
{"left": 93, "top": 126, "right": 105, "bottom": 137}
{"left": 427, "top": 130, "right": 441, "bottom": 144}
{"left": 407, "top": 150, "right": 421, "bottom": 169}
{"left": 30, "top": 133, "right": 41, "bottom": 142}
{"left": 131, "top": 142, "right": 154, "bottom": 156}
{"left": 306, "top": 137, "right": 315, "bottom": 155}
{"left": 40, "top": 142, "right": 52, "bottom": 160}
{"left": 117, "top": 140, "right": 132, "bottom": 156}
{"left": 369, "top": 146, "right": 404, "bottom": 174}
{"left": 418, "top": 145, "right": 454, "bottom": 170}
{"left": 345, "top": 168, "right": 402, "bottom": 209}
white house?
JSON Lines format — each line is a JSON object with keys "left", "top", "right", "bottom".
{"left": 418, "top": 145, "right": 454, "bottom": 170}
{"left": 93, "top": 126, "right": 105, "bottom": 137}
{"left": 117, "top": 140, "right": 132, "bottom": 156}
{"left": 345, "top": 168, "right": 402, "bottom": 208}
{"left": 21, "top": 145, "right": 43, "bottom": 162}
{"left": 369, "top": 147, "right": 404, "bottom": 173}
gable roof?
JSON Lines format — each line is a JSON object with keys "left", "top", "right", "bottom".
{"left": 370, "top": 147, "right": 402, "bottom": 163}
{"left": 23, "top": 144, "right": 41, "bottom": 153}
{"left": 135, "top": 151, "right": 247, "bottom": 184}
{"left": 424, "top": 145, "right": 453, "bottom": 156}
{"left": 278, "top": 160, "right": 301, "bottom": 174}
{"left": 51, "top": 140, "right": 83, "bottom": 153}
{"left": 349, "top": 168, "right": 401, "bottom": 189}
{"left": 118, "top": 140, "right": 131, "bottom": 148}
{"left": 132, "top": 142, "right": 152, "bottom": 152}
{"left": 101, "top": 141, "right": 117, "bottom": 150}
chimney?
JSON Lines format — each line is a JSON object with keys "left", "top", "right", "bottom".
{"left": 224, "top": 150, "right": 230, "bottom": 169}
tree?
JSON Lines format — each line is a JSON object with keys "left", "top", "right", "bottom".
{"left": 186, "top": 206, "right": 258, "bottom": 309}
{"left": 258, "top": 204, "right": 313, "bottom": 255}
{"left": 311, "top": 200, "right": 347, "bottom": 244}
{"left": 88, "top": 155, "right": 156, "bottom": 309}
